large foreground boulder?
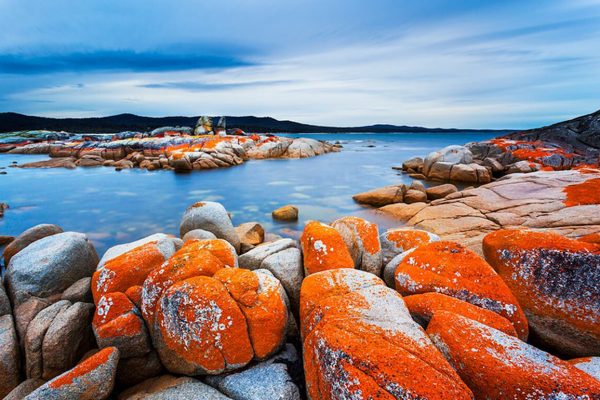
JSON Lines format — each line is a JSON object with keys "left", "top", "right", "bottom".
{"left": 2, "top": 223, "right": 63, "bottom": 265}
{"left": 483, "top": 229, "right": 600, "bottom": 357}
{"left": 301, "top": 269, "right": 473, "bottom": 399}
{"left": 6, "top": 232, "right": 98, "bottom": 307}
{"left": 180, "top": 202, "right": 240, "bottom": 252}
{"left": 427, "top": 311, "right": 600, "bottom": 398}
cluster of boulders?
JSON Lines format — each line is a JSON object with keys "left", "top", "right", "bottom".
{"left": 353, "top": 180, "right": 458, "bottom": 207}
{"left": 5, "top": 133, "right": 338, "bottom": 172}
{"left": 0, "top": 200, "right": 599, "bottom": 398}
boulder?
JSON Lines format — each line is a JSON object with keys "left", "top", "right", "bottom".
{"left": 235, "top": 222, "right": 264, "bottom": 246}
{"left": 255, "top": 247, "right": 303, "bottom": 310}
{"left": 0, "top": 315, "right": 20, "bottom": 398}
{"left": 378, "top": 201, "right": 427, "bottom": 221}
{"left": 205, "top": 344, "right": 301, "bottom": 400}
{"left": 427, "top": 161, "right": 454, "bottom": 181}
{"left": 180, "top": 202, "right": 240, "bottom": 252}
{"left": 404, "top": 292, "right": 517, "bottom": 336}
{"left": 301, "top": 269, "right": 473, "bottom": 399}
{"left": 300, "top": 221, "right": 354, "bottom": 275}
{"left": 570, "top": 357, "right": 600, "bottom": 380}
{"left": 392, "top": 241, "right": 528, "bottom": 339}
{"left": 25, "top": 346, "right": 119, "bottom": 400}
{"left": 402, "top": 156, "right": 424, "bottom": 172}
{"left": 6, "top": 232, "right": 98, "bottom": 307}
{"left": 61, "top": 277, "right": 93, "bottom": 303}
{"left": 97, "top": 233, "right": 180, "bottom": 269}
{"left": 182, "top": 229, "right": 217, "bottom": 241}
{"left": 331, "top": 216, "right": 383, "bottom": 276}
{"left": 0, "top": 283, "right": 11, "bottom": 316}
{"left": 119, "top": 375, "right": 230, "bottom": 400}
{"left": 352, "top": 185, "right": 405, "bottom": 206}
{"left": 423, "top": 145, "right": 473, "bottom": 176}
{"left": 403, "top": 188, "right": 428, "bottom": 204}
{"left": 4, "top": 379, "right": 45, "bottom": 400}
{"left": 483, "top": 229, "right": 600, "bottom": 357}
{"left": 116, "top": 351, "right": 164, "bottom": 387}
{"left": 427, "top": 311, "right": 600, "bottom": 399}
{"left": 19, "top": 157, "right": 77, "bottom": 169}
{"left": 482, "top": 157, "right": 505, "bottom": 174}
{"left": 426, "top": 183, "right": 457, "bottom": 200}
{"left": 409, "top": 180, "right": 426, "bottom": 193}
{"left": 238, "top": 238, "right": 297, "bottom": 270}
{"left": 506, "top": 160, "right": 535, "bottom": 174}
{"left": 14, "top": 296, "right": 53, "bottom": 342}
{"left": 379, "top": 227, "right": 440, "bottom": 267}
{"left": 2, "top": 223, "right": 63, "bottom": 265}
{"left": 272, "top": 205, "right": 298, "bottom": 221}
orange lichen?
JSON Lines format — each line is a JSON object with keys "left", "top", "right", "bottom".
{"left": 156, "top": 276, "right": 253, "bottom": 373}
{"left": 48, "top": 347, "right": 116, "bottom": 389}
{"left": 404, "top": 292, "right": 517, "bottom": 337}
{"left": 427, "top": 311, "right": 600, "bottom": 398}
{"left": 93, "top": 292, "right": 136, "bottom": 326}
{"left": 125, "top": 285, "right": 143, "bottom": 309}
{"left": 91, "top": 241, "right": 167, "bottom": 304}
{"left": 183, "top": 239, "right": 238, "bottom": 267}
{"left": 384, "top": 229, "right": 431, "bottom": 251}
{"left": 300, "top": 269, "right": 473, "bottom": 400}
{"left": 333, "top": 216, "right": 381, "bottom": 255}
{"left": 563, "top": 178, "right": 600, "bottom": 207}
{"left": 214, "top": 268, "right": 287, "bottom": 359}
{"left": 393, "top": 240, "right": 528, "bottom": 339}
{"left": 95, "top": 311, "right": 145, "bottom": 339}
{"left": 300, "top": 221, "right": 355, "bottom": 275}
{"left": 578, "top": 232, "right": 600, "bottom": 245}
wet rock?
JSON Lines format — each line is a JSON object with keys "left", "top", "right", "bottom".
{"left": 426, "top": 183, "right": 457, "bottom": 200}
{"left": 26, "top": 346, "right": 119, "bottom": 400}
{"left": 404, "top": 292, "right": 517, "bottom": 336}
{"left": 404, "top": 188, "right": 428, "bottom": 203}
{"left": 380, "top": 227, "right": 440, "bottom": 267}
{"left": 271, "top": 205, "right": 298, "bottom": 221}
{"left": 235, "top": 222, "right": 265, "bottom": 246}
{"left": 391, "top": 240, "right": 528, "bottom": 339}
{"left": 483, "top": 229, "right": 600, "bottom": 357}
{"left": 300, "top": 221, "right": 354, "bottom": 275}
{"left": 0, "top": 314, "right": 20, "bottom": 398}
{"left": 4, "top": 378, "right": 45, "bottom": 400}
{"left": 93, "top": 292, "right": 151, "bottom": 358}
{"left": 61, "top": 277, "right": 93, "bottom": 303}
{"left": 205, "top": 344, "right": 301, "bottom": 400}
{"left": 301, "top": 269, "right": 473, "bottom": 399}
{"left": 180, "top": 201, "right": 240, "bottom": 252}
{"left": 182, "top": 228, "right": 217, "bottom": 241}
{"left": 119, "top": 375, "right": 230, "bottom": 399}
{"left": 352, "top": 185, "right": 405, "bottom": 206}
{"left": 331, "top": 216, "right": 383, "bottom": 276}
{"left": 6, "top": 232, "right": 98, "bottom": 307}
{"left": 427, "top": 311, "right": 600, "bottom": 399}
{"left": 3, "top": 223, "right": 63, "bottom": 265}
{"left": 42, "top": 301, "right": 95, "bottom": 379}
{"left": 570, "top": 357, "right": 600, "bottom": 380}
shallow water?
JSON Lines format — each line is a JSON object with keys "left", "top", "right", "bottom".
{"left": 0, "top": 132, "right": 496, "bottom": 256}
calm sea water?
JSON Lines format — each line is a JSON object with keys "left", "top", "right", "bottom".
{"left": 0, "top": 132, "right": 496, "bottom": 257}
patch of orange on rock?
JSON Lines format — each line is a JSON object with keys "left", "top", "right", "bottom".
{"left": 300, "top": 221, "right": 354, "bottom": 275}
{"left": 385, "top": 229, "right": 431, "bottom": 251}
{"left": 563, "top": 177, "right": 600, "bottom": 207}
{"left": 48, "top": 347, "right": 116, "bottom": 389}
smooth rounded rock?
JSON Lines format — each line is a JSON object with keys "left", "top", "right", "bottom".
{"left": 331, "top": 216, "right": 383, "bottom": 276}
{"left": 2, "top": 223, "right": 63, "bottom": 265}
{"left": 180, "top": 202, "right": 240, "bottom": 253}
{"left": 272, "top": 205, "right": 299, "bottom": 221}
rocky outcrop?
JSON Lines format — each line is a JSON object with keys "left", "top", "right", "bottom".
{"left": 379, "top": 169, "right": 600, "bottom": 253}
{"left": 483, "top": 229, "right": 600, "bottom": 357}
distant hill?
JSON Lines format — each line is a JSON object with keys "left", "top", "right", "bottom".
{"left": 0, "top": 112, "right": 509, "bottom": 134}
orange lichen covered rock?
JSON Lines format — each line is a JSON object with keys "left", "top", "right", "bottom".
{"left": 153, "top": 276, "right": 254, "bottom": 375}
{"left": 125, "top": 285, "right": 143, "bottom": 309}
{"left": 331, "top": 216, "right": 383, "bottom": 276}
{"left": 214, "top": 268, "right": 288, "bottom": 360}
{"left": 141, "top": 245, "right": 226, "bottom": 328}
{"left": 26, "top": 346, "right": 119, "bottom": 400}
{"left": 404, "top": 292, "right": 517, "bottom": 337}
{"left": 300, "top": 221, "right": 354, "bottom": 275}
{"left": 427, "top": 311, "right": 600, "bottom": 399}
{"left": 563, "top": 177, "right": 600, "bottom": 207}
{"left": 93, "top": 292, "right": 151, "bottom": 358}
{"left": 483, "top": 229, "right": 600, "bottom": 356}
{"left": 92, "top": 241, "right": 170, "bottom": 303}
{"left": 300, "top": 269, "right": 473, "bottom": 399}
{"left": 393, "top": 241, "right": 528, "bottom": 339}
{"left": 182, "top": 238, "right": 238, "bottom": 268}
{"left": 578, "top": 232, "right": 600, "bottom": 245}
{"left": 569, "top": 357, "right": 600, "bottom": 380}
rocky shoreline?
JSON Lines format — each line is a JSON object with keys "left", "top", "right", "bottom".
{"left": 1, "top": 130, "right": 339, "bottom": 172}
{"left": 0, "top": 201, "right": 598, "bottom": 399}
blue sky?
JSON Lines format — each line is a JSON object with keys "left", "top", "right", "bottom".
{"left": 1, "top": 0, "right": 599, "bottom": 128}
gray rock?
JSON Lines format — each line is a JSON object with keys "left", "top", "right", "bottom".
{"left": 116, "top": 351, "right": 164, "bottom": 387}
{"left": 238, "top": 239, "right": 297, "bottom": 270}
{"left": 4, "top": 378, "right": 45, "bottom": 400}
{"left": 14, "top": 296, "right": 53, "bottom": 341}
{"left": 61, "top": 277, "right": 93, "bottom": 303}
{"left": 423, "top": 145, "right": 473, "bottom": 176}
{"left": 6, "top": 232, "right": 98, "bottom": 307}
{"left": 119, "top": 375, "right": 231, "bottom": 400}
{"left": 383, "top": 249, "right": 416, "bottom": 287}
{"left": 182, "top": 229, "right": 217, "bottom": 241}
{"left": 42, "top": 302, "right": 95, "bottom": 379}
{"left": 571, "top": 357, "right": 600, "bottom": 380}
{"left": 260, "top": 248, "right": 303, "bottom": 310}
{"left": 180, "top": 202, "right": 240, "bottom": 253}
{"left": 25, "top": 300, "right": 71, "bottom": 379}
{"left": 2, "top": 224, "right": 63, "bottom": 265}
{"left": 0, "top": 282, "right": 11, "bottom": 316}
{"left": 331, "top": 217, "right": 383, "bottom": 276}
{"left": 26, "top": 347, "right": 119, "bottom": 400}
{"left": 0, "top": 314, "right": 20, "bottom": 398}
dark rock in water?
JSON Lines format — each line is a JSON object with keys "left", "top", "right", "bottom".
{"left": 0, "top": 202, "right": 7, "bottom": 217}
{"left": 272, "top": 205, "right": 299, "bottom": 221}
{"left": 3, "top": 223, "right": 63, "bottom": 265}
{"left": 6, "top": 232, "right": 98, "bottom": 307}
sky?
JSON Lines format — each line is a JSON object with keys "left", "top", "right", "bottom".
{"left": 1, "top": 0, "right": 599, "bottom": 129}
